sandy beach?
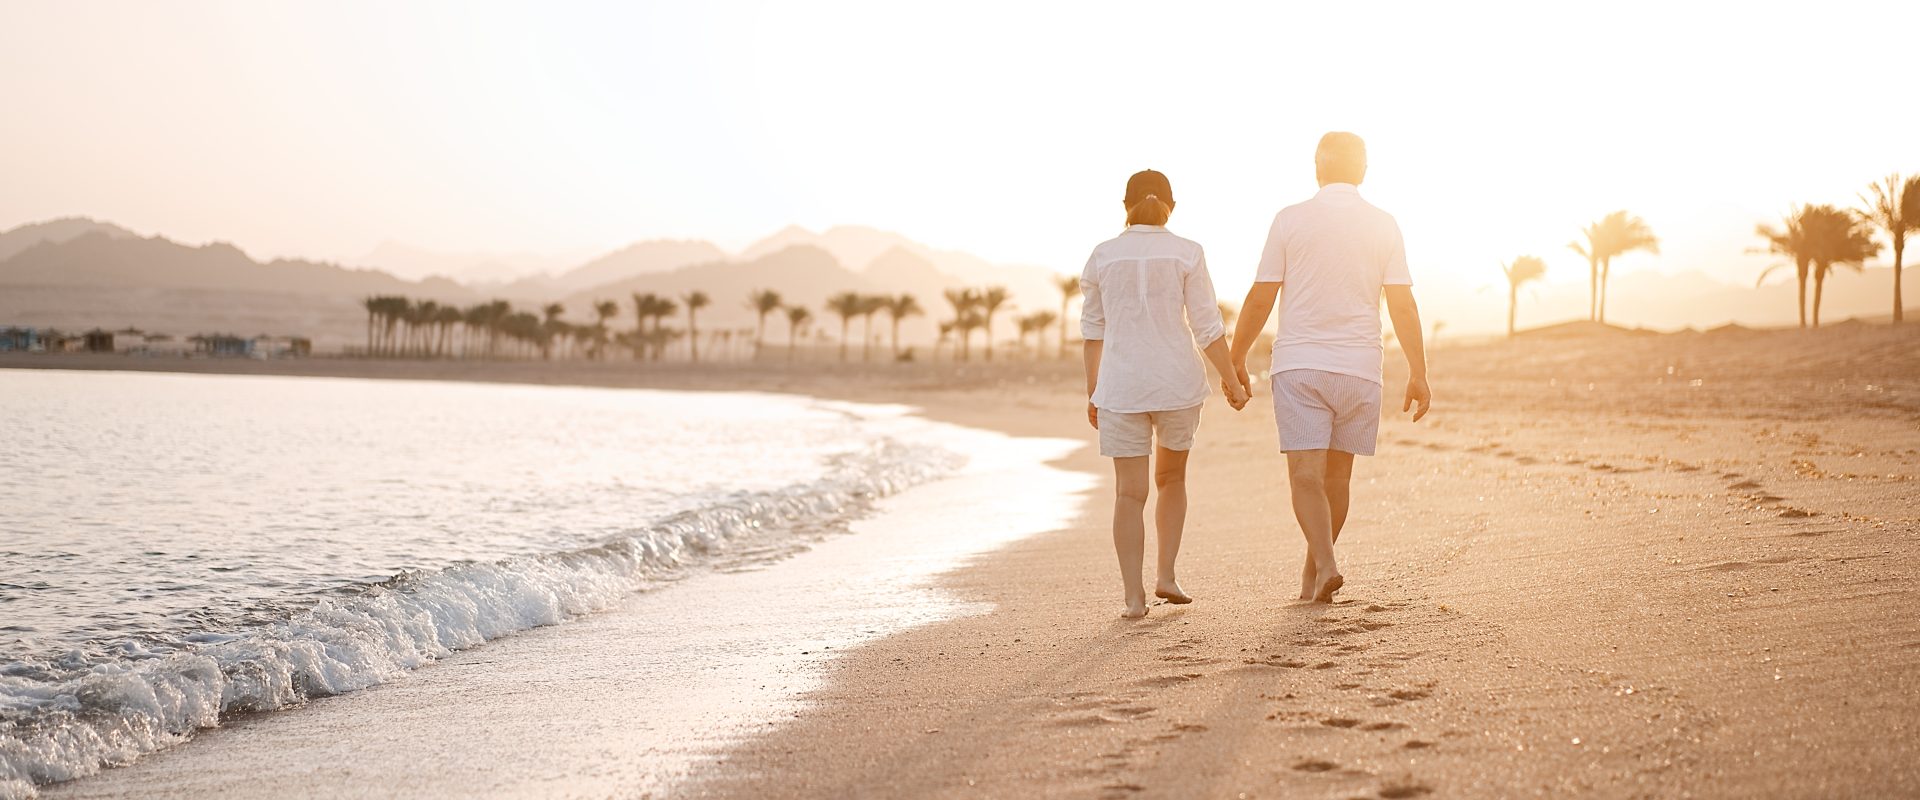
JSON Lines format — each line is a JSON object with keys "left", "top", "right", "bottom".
{"left": 9, "top": 321, "right": 1920, "bottom": 798}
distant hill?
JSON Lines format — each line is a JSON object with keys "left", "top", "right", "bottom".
{"left": 0, "top": 232, "right": 475, "bottom": 299}
{"left": 739, "top": 224, "right": 1066, "bottom": 321}
{"left": 357, "top": 241, "right": 581, "bottom": 284}
{"left": 561, "top": 245, "right": 884, "bottom": 332}
{"left": 559, "top": 239, "right": 1077, "bottom": 353}
{"left": 524, "top": 239, "right": 728, "bottom": 298}
{"left": 0, "top": 217, "right": 137, "bottom": 262}
{"left": 0, "top": 229, "right": 475, "bottom": 350}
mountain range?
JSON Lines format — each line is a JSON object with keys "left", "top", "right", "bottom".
{"left": 0, "top": 217, "right": 1910, "bottom": 351}
{"left": 0, "top": 219, "right": 1067, "bottom": 350}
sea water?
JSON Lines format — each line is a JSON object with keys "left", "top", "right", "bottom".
{"left": 0, "top": 370, "right": 983, "bottom": 796}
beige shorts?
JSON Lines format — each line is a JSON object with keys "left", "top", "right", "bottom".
{"left": 1272, "top": 369, "right": 1382, "bottom": 455}
{"left": 1097, "top": 404, "right": 1202, "bottom": 458}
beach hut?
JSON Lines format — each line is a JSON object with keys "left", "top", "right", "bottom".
{"left": 0, "top": 326, "right": 38, "bottom": 352}
{"left": 41, "top": 330, "right": 82, "bottom": 353}
{"left": 192, "top": 333, "right": 253, "bottom": 357}
{"left": 82, "top": 329, "right": 115, "bottom": 353}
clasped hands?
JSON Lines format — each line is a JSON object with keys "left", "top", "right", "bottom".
{"left": 1221, "top": 361, "right": 1251, "bottom": 411}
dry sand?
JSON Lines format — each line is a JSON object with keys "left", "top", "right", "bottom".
{"left": 9, "top": 321, "right": 1920, "bottom": 798}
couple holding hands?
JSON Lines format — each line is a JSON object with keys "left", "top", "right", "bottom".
{"left": 1080, "top": 132, "right": 1432, "bottom": 618}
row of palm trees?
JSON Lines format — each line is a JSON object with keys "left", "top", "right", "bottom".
{"left": 1498, "top": 172, "right": 1917, "bottom": 335}
{"left": 361, "top": 284, "right": 1077, "bottom": 363}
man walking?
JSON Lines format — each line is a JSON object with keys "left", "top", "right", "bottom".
{"left": 1227, "top": 131, "right": 1432, "bottom": 603}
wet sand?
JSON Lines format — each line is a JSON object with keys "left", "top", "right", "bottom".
{"left": 11, "top": 321, "right": 1920, "bottom": 797}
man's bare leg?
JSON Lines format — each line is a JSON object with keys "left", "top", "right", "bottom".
{"left": 1152, "top": 446, "right": 1193, "bottom": 603}
{"left": 1287, "top": 449, "right": 1343, "bottom": 602}
{"left": 1112, "top": 455, "right": 1152, "bottom": 618}
{"left": 1300, "top": 450, "right": 1356, "bottom": 599}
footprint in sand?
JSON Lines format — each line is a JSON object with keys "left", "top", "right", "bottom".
{"left": 1133, "top": 673, "right": 1204, "bottom": 689}
{"left": 1778, "top": 507, "right": 1817, "bottom": 518}
{"left": 1728, "top": 480, "right": 1762, "bottom": 490}
{"left": 1403, "top": 740, "right": 1436, "bottom": 750}
{"left": 1378, "top": 780, "right": 1434, "bottom": 798}
{"left": 1321, "top": 717, "right": 1362, "bottom": 728}
{"left": 1361, "top": 721, "right": 1406, "bottom": 731}
{"left": 1292, "top": 758, "right": 1340, "bottom": 773}
{"left": 1387, "top": 689, "right": 1432, "bottom": 701}
{"left": 1244, "top": 656, "right": 1320, "bottom": 667}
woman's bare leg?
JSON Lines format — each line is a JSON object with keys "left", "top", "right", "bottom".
{"left": 1112, "top": 455, "right": 1152, "bottom": 618}
{"left": 1152, "top": 446, "right": 1193, "bottom": 603}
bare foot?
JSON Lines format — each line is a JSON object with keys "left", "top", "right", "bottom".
{"left": 1154, "top": 581, "right": 1193, "bottom": 604}
{"left": 1120, "top": 600, "right": 1149, "bottom": 619}
{"left": 1313, "top": 573, "right": 1344, "bottom": 604}
{"left": 1299, "top": 562, "right": 1316, "bottom": 601}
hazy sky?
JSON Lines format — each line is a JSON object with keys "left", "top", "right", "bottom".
{"left": 3, "top": 0, "right": 1914, "bottom": 293}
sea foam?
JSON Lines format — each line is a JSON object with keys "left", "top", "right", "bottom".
{"left": 0, "top": 438, "right": 960, "bottom": 798}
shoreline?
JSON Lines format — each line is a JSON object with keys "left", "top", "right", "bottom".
{"left": 35, "top": 377, "right": 1100, "bottom": 799}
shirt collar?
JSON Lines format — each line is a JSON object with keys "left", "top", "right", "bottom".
{"left": 1124, "top": 224, "right": 1169, "bottom": 233}
{"left": 1316, "top": 183, "right": 1361, "bottom": 198}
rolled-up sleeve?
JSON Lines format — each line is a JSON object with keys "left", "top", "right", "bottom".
{"left": 1184, "top": 250, "right": 1225, "bottom": 348}
{"left": 1078, "top": 253, "right": 1104, "bottom": 341}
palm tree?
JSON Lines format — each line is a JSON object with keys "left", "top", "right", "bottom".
{"left": 942, "top": 288, "right": 980, "bottom": 361}
{"left": 1857, "top": 174, "right": 1918, "bottom": 323}
{"left": 1568, "top": 233, "right": 1600, "bottom": 323}
{"left": 1055, "top": 274, "right": 1080, "bottom": 358}
{"left": 412, "top": 300, "right": 441, "bottom": 356}
{"left": 649, "top": 297, "right": 677, "bottom": 361}
{"left": 682, "top": 291, "right": 711, "bottom": 362}
{"left": 538, "top": 303, "right": 565, "bottom": 360}
{"left": 379, "top": 296, "right": 410, "bottom": 356}
{"left": 361, "top": 296, "right": 379, "bottom": 357}
{"left": 978, "top": 286, "right": 1011, "bottom": 361}
{"left": 935, "top": 320, "right": 955, "bottom": 361}
{"left": 592, "top": 299, "right": 618, "bottom": 360}
{"left": 825, "top": 291, "right": 864, "bottom": 362}
{"left": 1018, "top": 311, "right": 1058, "bottom": 359}
{"left": 631, "top": 293, "right": 678, "bottom": 361}
{"left": 784, "top": 305, "right": 812, "bottom": 362}
{"left": 434, "top": 304, "right": 462, "bottom": 357}
{"left": 1500, "top": 256, "right": 1548, "bottom": 337}
{"left": 748, "top": 289, "right": 782, "bottom": 358}
{"left": 1571, "top": 211, "right": 1659, "bottom": 324}
{"left": 958, "top": 309, "right": 986, "bottom": 362}
{"left": 856, "top": 295, "right": 886, "bottom": 362}
{"left": 1755, "top": 210, "right": 1814, "bottom": 328}
{"left": 882, "top": 293, "right": 923, "bottom": 361}
{"left": 1803, "top": 204, "right": 1879, "bottom": 327}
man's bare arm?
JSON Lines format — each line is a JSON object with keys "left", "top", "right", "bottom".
{"left": 1384, "top": 285, "right": 1430, "bottom": 422}
{"left": 1228, "top": 282, "right": 1280, "bottom": 395}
